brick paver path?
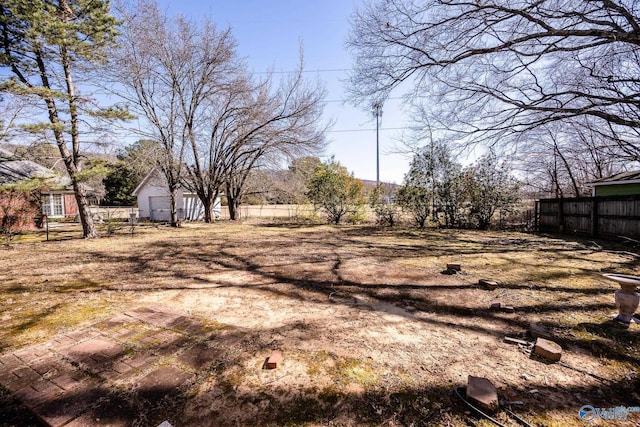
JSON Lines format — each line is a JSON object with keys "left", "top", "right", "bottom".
{"left": 0, "top": 306, "right": 239, "bottom": 426}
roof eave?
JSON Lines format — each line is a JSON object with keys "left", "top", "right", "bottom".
{"left": 131, "top": 168, "right": 157, "bottom": 196}
{"left": 587, "top": 179, "right": 640, "bottom": 187}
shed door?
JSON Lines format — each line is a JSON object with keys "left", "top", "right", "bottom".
{"left": 149, "top": 196, "right": 171, "bottom": 221}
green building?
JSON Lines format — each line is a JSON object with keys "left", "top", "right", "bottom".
{"left": 588, "top": 170, "right": 640, "bottom": 196}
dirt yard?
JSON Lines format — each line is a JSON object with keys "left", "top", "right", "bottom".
{"left": 0, "top": 221, "right": 638, "bottom": 426}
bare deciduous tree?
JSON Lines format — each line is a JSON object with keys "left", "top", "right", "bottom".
{"left": 513, "top": 120, "right": 630, "bottom": 198}
{"left": 115, "top": 1, "right": 326, "bottom": 223}
{"left": 113, "top": 0, "right": 232, "bottom": 225}
{"left": 347, "top": 0, "right": 640, "bottom": 160}
{"left": 223, "top": 62, "right": 327, "bottom": 220}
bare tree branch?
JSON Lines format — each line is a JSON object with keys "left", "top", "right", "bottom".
{"left": 347, "top": 0, "right": 640, "bottom": 161}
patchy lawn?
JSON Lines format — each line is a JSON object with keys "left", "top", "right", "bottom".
{"left": 0, "top": 221, "right": 638, "bottom": 426}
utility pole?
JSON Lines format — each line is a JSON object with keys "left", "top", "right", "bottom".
{"left": 373, "top": 102, "right": 383, "bottom": 184}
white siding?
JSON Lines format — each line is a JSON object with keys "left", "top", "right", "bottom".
{"left": 183, "top": 194, "right": 204, "bottom": 220}
{"left": 136, "top": 180, "right": 173, "bottom": 220}
{"left": 135, "top": 170, "right": 220, "bottom": 222}
{"left": 135, "top": 172, "right": 185, "bottom": 221}
{"left": 149, "top": 196, "right": 172, "bottom": 221}
{"left": 183, "top": 194, "right": 221, "bottom": 220}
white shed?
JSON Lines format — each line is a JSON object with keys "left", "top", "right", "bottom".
{"left": 132, "top": 170, "right": 220, "bottom": 221}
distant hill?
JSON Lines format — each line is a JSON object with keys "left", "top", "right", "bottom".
{"left": 359, "top": 179, "right": 401, "bottom": 192}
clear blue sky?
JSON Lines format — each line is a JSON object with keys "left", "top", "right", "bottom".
{"left": 157, "top": 0, "right": 412, "bottom": 184}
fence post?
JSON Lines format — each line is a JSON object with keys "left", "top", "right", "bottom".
{"left": 558, "top": 198, "right": 565, "bottom": 234}
{"left": 590, "top": 197, "right": 598, "bottom": 237}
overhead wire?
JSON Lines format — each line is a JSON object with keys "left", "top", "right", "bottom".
{"left": 253, "top": 66, "right": 414, "bottom": 134}
{"left": 327, "top": 127, "right": 409, "bottom": 133}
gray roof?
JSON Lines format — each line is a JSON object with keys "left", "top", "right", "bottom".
{"left": 0, "top": 145, "right": 73, "bottom": 188}
{"left": 588, "top": 170, "right": 640, "bottom": 186}
{"left": 0, "top": 158, "right": 58, "bottom": 185}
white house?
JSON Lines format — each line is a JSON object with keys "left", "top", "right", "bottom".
{"left": 132, "top": 169, "right": 220, "bottom": 221}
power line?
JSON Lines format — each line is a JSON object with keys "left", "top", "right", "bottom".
{"left": 253, "top": 68, "right": 350, "bottom": 75}
{"left": 322, "top": 96, "right": 404, "bottom": 104}
{"left": 327, "top": 127, "right": 408, "bottom": 133}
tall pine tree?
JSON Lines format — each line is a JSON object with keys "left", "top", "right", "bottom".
{"left": 0, "top": 0, "right": 124, "bottom": 238}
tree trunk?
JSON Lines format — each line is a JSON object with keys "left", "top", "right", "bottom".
{"left": 554, "top": 142, "right": 581, "bottom": 197}
{"left": 35, "top": 46, "right": 98, "bottom": 238}
{"left": 226, "top": 182, "right": 243, "bottom": 221}
{"left": 41, "top": 103, "right": 97, "bottom": 237}
{"left": 61, "top": 40, "right": 97, "bottom": 238}
{"left": 479, "top": 217, "right": 491, "bottom": 230}
{"left": 227, "top": 199, "right": 237, "bottom": 220}
{"left": 169, "top": 189, "right": 180, "bottom": 227}
{"left": 73, "top": 182, "right": 98, "bottom": 238}
{"left": 202, "top": 194, "right": 213, "bottom": 223}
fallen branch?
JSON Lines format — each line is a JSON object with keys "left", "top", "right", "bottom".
{"left": 586, "top": 240, "right": 639, "bottom": 258}
{"left": 605, "top": 250, "right": 639, "bottom": 258}
{"left": 588, "top": 241, "right": 602, "bottom": 250}
{"left": 619, "top": 235, "right": 640, "bottom": 244}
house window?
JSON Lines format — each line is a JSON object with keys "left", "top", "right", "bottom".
{"left": 42, "top": 194, "right": 64, "bottom": 217}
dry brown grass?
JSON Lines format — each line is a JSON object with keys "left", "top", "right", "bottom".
{"left": 1, "top": 221, "right": 639, "bottom": 426}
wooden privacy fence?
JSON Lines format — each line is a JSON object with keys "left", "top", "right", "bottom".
{"left": 535, "top": 195, "right": 640, "bottom": 238}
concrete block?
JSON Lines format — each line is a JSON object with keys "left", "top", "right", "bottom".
{"left": 266, "top": 350, "right": 282, "bottom": 369}
{"left": 466, "top": 375, "right": 499, "bottom": 413}
{"left": 479, "top": 279, "right": 499, "bottom": 290}
{"left": 502, "top": 305, "right": 515, "bottom": 313}
{"left": 33, "top": 384, "right": 103, "bottom": 427}
{"left": 50, "top": 371, "right": 88, "bottom": 392}
{"left": 534, "top": 338, "right": 562, "bottom": 362}
{"left": 14, "top": 380, "right": 64, "bottom": 408}
{"left": 447, "top": 263, "right": 461, "bottom": 272}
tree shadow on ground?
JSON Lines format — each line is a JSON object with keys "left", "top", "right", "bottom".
{"left": 2, "top": 224, "right": 639, "bottom": 425}
{"left": 0, "top": 384, "right": 42, "bottom": 427}
{"left": 70, "top": 224, "right": 639, "bottom": 366}
{"left": 4, "top": 309, "right": 639, "bottom": 427}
